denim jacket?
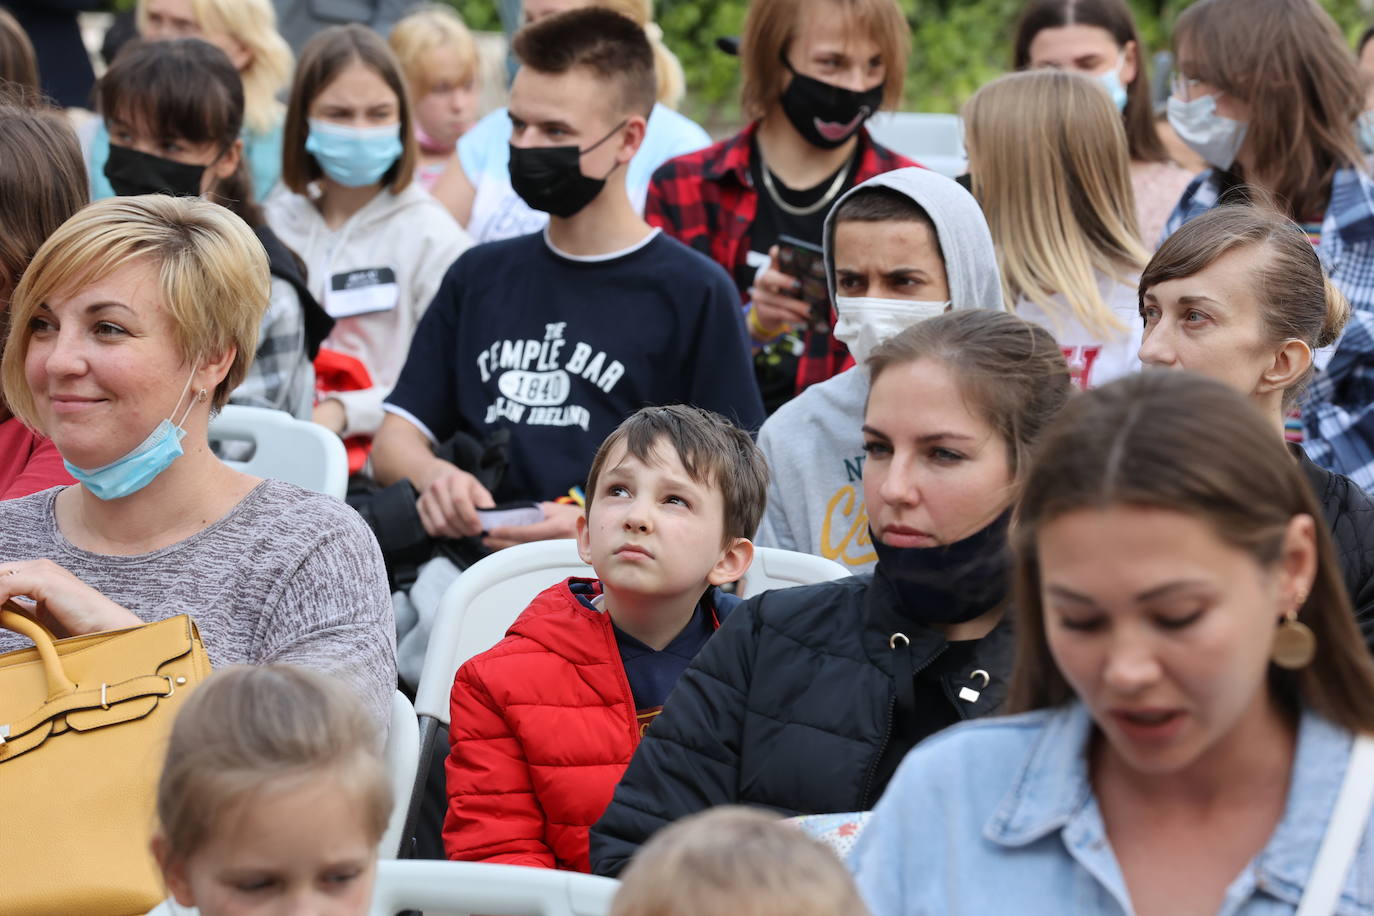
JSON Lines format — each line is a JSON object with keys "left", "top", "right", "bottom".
{"left": 851, "top": 703, "right": 1374, "bottom": 915}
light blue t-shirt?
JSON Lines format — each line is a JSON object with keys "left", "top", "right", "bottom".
{"left": 87, "top": 117, "right": 284, "bottom": 202}
{"left": 456, "top": 102, "right": 710, "bottom": 243}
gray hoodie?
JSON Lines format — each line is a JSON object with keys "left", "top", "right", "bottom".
{"left": 755, "top": 168, "right": 1002, "bottom": 573}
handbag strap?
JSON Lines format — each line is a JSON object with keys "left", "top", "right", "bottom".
{"left": 1, "top": 605, "right": 76, "bottom": 699}
{"left": 1296, "top": 733, "right": 1374, "bottom": 916}
{"left": 0, "top": 673, "right": 177, "bottom": 749}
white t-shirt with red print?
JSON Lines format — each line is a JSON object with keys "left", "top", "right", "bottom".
{"left": 1014, "top": 272, "right": 1142, "bottom": 390}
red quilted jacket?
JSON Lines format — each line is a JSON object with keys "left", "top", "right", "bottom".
{"left": 442, "top": 577, "right": 728, "bottom": 871}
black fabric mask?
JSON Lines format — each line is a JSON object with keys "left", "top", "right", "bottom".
{"left": 779, "top": 59, "right": 883, "bottom": 150}
{"left": 507, "top": 121, "right": 625, "bottom": 218}
{"left": 870, "top": 511, "right": 1012, "bottom": 625}
{"left": 105, "top": 144, "right": 208, "bottom": 198}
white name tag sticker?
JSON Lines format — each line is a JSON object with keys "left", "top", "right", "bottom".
{"left": 325, "top": 267, "right": 399, "bottom": 319}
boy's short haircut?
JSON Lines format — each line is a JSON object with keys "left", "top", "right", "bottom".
{"left": 609, "top": 807, "right": 869, "bottom": 916}
{"left": 585, "top": 405, "right": 769, "bottom": 544}
{"left": 511, "top": 8, "right": 657, "bottom": 119}
{"left": 831, "top": 186, "right": 943, "bottom": 262}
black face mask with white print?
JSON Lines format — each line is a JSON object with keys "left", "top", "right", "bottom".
{"left": 777, "top": 56, "right": 883, "bottom": 150}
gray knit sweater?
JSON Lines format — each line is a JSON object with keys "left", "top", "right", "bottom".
{"left": 0, "top": 480, "right": 396, "bottom": 727}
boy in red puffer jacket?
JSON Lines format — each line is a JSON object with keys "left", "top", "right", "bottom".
{"left": 442, "top": 405, "right": 769, "bottom": 871}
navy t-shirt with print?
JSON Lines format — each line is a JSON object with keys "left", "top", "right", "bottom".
{"left": 384, "top": 229, "right": 764, "bottom": 504}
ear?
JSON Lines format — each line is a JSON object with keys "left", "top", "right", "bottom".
{"left": 225, "top": 37, "right": 253, "bottom": 72}
{"left": 194, "top": 344, "right": 238, "bottom": 400}
{"left": 1119, "top": 39, "right": 1139, "bottom": 86}
{"left": 1255, "top": 338, "right": 1312, "bottom": 397}
{"left": 1277, "top": 513, "right": 1318, "bottom": 613}
{"left": 706, "top": 537, "right": 755, "bottom": 587}
{"left": 617, "top": 115, "right": 648, "bottom": 164}
{"left": 211, "top": 138, "right": 244, "bottom": 183}
{"left": 575, "top": 512, "right": 593, "bottom": 565}
{"left": 152, "top": 835, "right": 197, "bottom": 906}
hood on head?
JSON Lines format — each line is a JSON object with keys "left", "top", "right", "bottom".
{"left": 822, "top": 167, "right": 1002, "bottom": 325}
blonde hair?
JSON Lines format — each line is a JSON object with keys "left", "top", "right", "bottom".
{"left": 136, "top": 0, "right": 293, "bottom": 135}
{"left": 389, "top": 4, "right": 480, "bottom": 97}
{"left": 610, "top": 807, "right": 869, "bottom": 916}
{"left": 1, "top": 196, "right": 269, "bottom": 424}
{"left": 155, "top": 666, "right": 391, "bottom": 865}
{"left": 963, "top": 70, "right": 1147, "bottom": 337}
{"left": 740, "top": 0, "right": 908, "bottom": 121}
{"left": 590, "top": 0, "right": 685, "bottom": 110}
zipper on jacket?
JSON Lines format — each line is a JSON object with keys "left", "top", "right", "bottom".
{"left": 860, "top": 634, "right": 945, "bottom": 809}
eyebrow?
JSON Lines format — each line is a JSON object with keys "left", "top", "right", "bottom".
{"left": 1046, "top": 579, "right": 1211, "bottom": 606}
{"left": 860, "top": 425, "right": 974, "bottom": 444}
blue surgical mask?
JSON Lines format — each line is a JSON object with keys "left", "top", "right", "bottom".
{"left": 64, "top": 373, "right": 202, "bottom": 501}
{"left": 1167, "top": 92, "right": 1248, "bottom": 170}
{"left": 305, "top": 119, "right": 403, "bottom": 188}
{"left": 1098, "top": 57, "right": 1128, "bottom": 112}
{"left": 1357, "top": 111, "right": 1374, "bottom": 156}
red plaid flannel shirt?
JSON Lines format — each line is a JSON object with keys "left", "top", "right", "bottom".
{"left": 645, "top": 120, "right": 919, "bottom": 395}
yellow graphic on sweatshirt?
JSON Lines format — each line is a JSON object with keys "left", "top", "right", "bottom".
{"left": 821, "top": 485, "right": 877, "bottom": 567}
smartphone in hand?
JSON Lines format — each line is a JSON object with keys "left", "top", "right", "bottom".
{"left": 476, "top": 501, "right": 545, "bottom": 532}
{"left": 776, "top": 234, "right": 831, "bottom": 332}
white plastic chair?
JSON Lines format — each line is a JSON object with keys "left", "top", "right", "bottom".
{"left": 738, "top": 547, "right": 849, "bottom": 598}
{"left": 209, "top": 404, "right": 348, "bottom": 499}
{"left": 369, "top": 859, "right": 619, "bottom": 915}
{"left": 864, "top": 112, "right": 968, "bottom": 179}
{"left": 380, "top": 691, "right": 420, "bottom": 858}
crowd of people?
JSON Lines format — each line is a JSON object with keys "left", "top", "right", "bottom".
{"left": 4, "top": 0, "right": 1374, "bottom": 912}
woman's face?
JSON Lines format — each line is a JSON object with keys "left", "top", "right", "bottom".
{"left": 412, "top": 52, "right": 479, "bottom": 148}
{"left": 23, "top": 258, "right": 216, "bottom": 469}
{"left": 1038, "top": 503, "right": 1315, "bottom": 777}
{"left": 159, "top": 778, "right": 379, "bottom": 916}
{"left": 1138, "top": 244, "right": 1291, "bottom": 399}
{"left": 107, "top": 114, "right": 242, "bottom": 195}
{"left": 1027, "top": 24, "right": 1135, "bottom": 84}
{"left": 862, "top": 357, "right": 1013, "bottom": 547}
{"left": 1173, "top": 49, "right": 1252, "bottom": 123}
{"left": 309, "top": 62, "right": 401, "bottom": 131}
{"left": 783, "top": 0, "right": 886, "bottom": 95}
{"left": 142, "top": 0, "right": 252, "bottom": 71}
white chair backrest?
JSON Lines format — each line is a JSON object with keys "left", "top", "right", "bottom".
{"left": 864, "top": 112, "right": 968, "bottom": 179}
{"left": 209, "top": 404, "right": 348, "bottom": 499}
{"left": 379, "top": 691, "right": 420, "bottom": 858}
{"left": 414, "top": 539, "right": 591, "bottom": 723}
{"left": 737, "top": 547, "right": 849, "bottom": 598}
{"left": 369, "top": 859, "right": 619, "bottom": 916}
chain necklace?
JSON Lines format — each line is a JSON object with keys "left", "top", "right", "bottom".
{"left": 759, "top": 152, "right": 853, "bottom": 217}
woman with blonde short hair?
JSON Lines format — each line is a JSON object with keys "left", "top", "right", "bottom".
{"left": 963, "top": 69, "right": 1148, "bottom": 390}
{"left": 0, "top": 195, "right": 395, "bottom": 728}
{"left": 89, "top": 0, "right": 293, "bottom": 199}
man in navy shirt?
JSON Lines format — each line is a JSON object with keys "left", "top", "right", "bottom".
{"left": 372, "top": 8, "right": 763, "bottom": 548}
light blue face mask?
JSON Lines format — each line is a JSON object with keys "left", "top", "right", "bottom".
{"left": 1098, "top": 56, "right": 1128, "bottom": 112}
{"left": 1358, "top": 111, "right": 1374, "bottom": 156}
{"left": 305, "top": 119, "right": 403, "bottom": 188}
{"left": 1167, "top": 91, "right": 1248, "bottom": 170}
{"left": 64, "top": 373, "right": 203, "bottom": 501}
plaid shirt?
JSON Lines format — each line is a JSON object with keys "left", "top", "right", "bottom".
{"left": 645, "top": 121, "right": 918, "bottom": 395}
{"left": 229, "top": 277, "right": 315, "bottom": 420}
{"left": 1165, "top": 167, "right": 1374, "bottom": 490}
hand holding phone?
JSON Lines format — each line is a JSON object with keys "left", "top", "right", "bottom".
{"left": 476, "top": 502, "right": 546, "bottom": 532}
{"left": 775, "top": 235, "right": 831, "bottom": 332}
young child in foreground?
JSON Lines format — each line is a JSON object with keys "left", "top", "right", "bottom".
{"left": 151, "top": 665, "right": 392, "bottom": 916}
{"left": 610, "top": 807, "right": 870, "bottom": 916}
{"left": 443, "top": 404, "right": 769, "bottom": 871}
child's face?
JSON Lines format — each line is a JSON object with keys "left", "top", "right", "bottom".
{"left": 413, "top": 51, "right": 478, "bottom": 147}
{"left": 160, "top": 778, "right": 379, "bottom": 916}
{"left": 578, "top": 439, "right": 743, "bottom": 602}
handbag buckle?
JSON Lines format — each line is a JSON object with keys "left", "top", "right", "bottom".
{"left": 159, "top": 676, "right": 175, "bottom": 698}
{"left": 0, "top": 723, "right": 8, "bottom": 746}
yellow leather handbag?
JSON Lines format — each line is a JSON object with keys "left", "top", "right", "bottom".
{"left": 0, "top": 604, "right": 211, "bottom": 916}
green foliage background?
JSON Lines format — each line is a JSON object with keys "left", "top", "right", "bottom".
{"left": 439, "top": 0, "right": 1374, "bottom": 128}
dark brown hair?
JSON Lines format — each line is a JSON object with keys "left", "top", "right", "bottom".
{"left": 0, "top": 94, "right": 88, "bottom": 302}
{"left": 867, "top": 309, "right": 1074, "bottom": 486}
{"left": 739, "top": 0, "right": 908, "bottom": 121}
{"left": 831, "top": 186, "right": 941, "bottom": 260}
{"left": 156, "top": 665, "right": 391, "bottom": 863}
{"left": 281, "top": 24, "right": 416, "bottom": 195}
{"left": 0, "top": 8, "right": 37, "bottom": 97}
{"left": 1007, "top": 371, "right": 1374, "bottom": 734}
{"left": 1012, "top": 0, "right": 1167, "bottom": 165}
{"left": 1140, "top": 204, "right": 1350, "bottom": 409}
{"left": 1174, "top": 0, "right": 1365, "bottom": 218}
{"left": 512, "top": 8, "right": 656, "bottom": 118}
{"left": 585, "top": 404, "right": 769, "bottom": 544}
{"left": 99, "top": 38, "right": 264, "bottom": 226}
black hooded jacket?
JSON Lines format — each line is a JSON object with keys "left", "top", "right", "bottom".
{"left": 1297, "top": 447, "right": 1374, "bottom": 650}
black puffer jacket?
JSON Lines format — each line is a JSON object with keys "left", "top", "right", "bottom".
{"left": 1298, "top": 448, "right": 1374, "bottom": 649}
{"left": 589, "top": 573, "right": 1014, "bottom": 877}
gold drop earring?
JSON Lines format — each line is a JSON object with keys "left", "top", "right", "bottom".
{"left": 1271, "top": 592, "right": 1316, "bottom": 670}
